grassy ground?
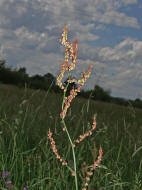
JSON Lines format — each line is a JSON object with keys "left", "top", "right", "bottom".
{"left": 0, "top": 83, "right": 142, "bottom": 189}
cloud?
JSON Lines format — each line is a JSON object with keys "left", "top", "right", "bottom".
{"left": 0, "top": 14, "right": 10, "bottom": 27}
{"left": 14, "top": 26, "right": 49, "bottom": 49}
{"left": 122, "top": 0, "right": 138, "bottom": 5}
{"left": 105, "top": 63, "right": 142, "bottom": 99}
{"left": 17, "top": 52, "right": 62, "bottom": 76}
{"left": 99, "top": 10, "right": 140, "bottom": 28}
{"left": 0, "top": 44, "right": 5, "bottom": 59}
{"left": 30, "top": 0, "right": 140, "bottom": 28}
{"left": 0, "top": 0, "right": 140, "bottom": 30}
{"left": 75, "top": 37, "right": 142, "bottom": 99}
{"left": 0, "top": 0, "right": 141, "bottom": 99}
{"left": 97, "top": 38, "right": 142, "bottom": 62}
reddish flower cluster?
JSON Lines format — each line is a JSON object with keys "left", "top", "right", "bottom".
{"left": 73, "top": 115, "right": 97, "bottom": 146}
{"left": 93, "top": 146, "right": 103, "bottom": 169}
{"left": 48, "top": 25, "right": 103, "bottom": 190}
{"left": 57, "top": 25, "right": 78, "bottom": 91}
{"left": 57, "top": 25, "right": 92, "bottom": 119}
{"left": 82, "top": 147, "right": 103, "bottom": 190}
{"left": 48, "top": 129, "right": 67, "bottom": 166}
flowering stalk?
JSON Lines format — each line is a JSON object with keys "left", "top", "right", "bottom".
{"left": 81, "top": 147, "right": 103, "bottom": 190}
{"left": 48, "top": 129, "right": 68, "bottom": 166}
{"left": 57, "top": 24, "right": 80, "bottom": 190}
{"left": 72, "top": 115, "right": 97, "bottom": 147}
{"left": 48, "top": 25, "right": 103, "bottom": 190}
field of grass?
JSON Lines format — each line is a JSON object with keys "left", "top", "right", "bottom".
{"left": 0, "top": 83, "right": 141, "bottom": 189}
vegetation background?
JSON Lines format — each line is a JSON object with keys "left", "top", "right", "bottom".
{"left": 0, "top": 74, "right": 142, "bottom": 189}
{"left": 1, "top": 59, "right": 142, "bottom": 109}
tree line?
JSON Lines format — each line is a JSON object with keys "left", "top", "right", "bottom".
{"left": 0, "top": 59, "right": 142, "bottom": 109}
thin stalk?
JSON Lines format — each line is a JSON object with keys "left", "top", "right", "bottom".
{"left": 61, "top": 71, "right": 78, "bottom": 190}
{"left": 61, "top": 119, "right": 78, "bottom": 190}
{"left": 61, "top": 71, "right": 71, "bottom": 110}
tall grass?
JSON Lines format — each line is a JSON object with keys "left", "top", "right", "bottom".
{"left": 0, "top": 26, "right": 142, "bottom": 189}
{"left": 0, "top": 83, "right": 142, "bottom": 189}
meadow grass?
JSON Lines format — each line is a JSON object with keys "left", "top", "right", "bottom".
{"left": 0, "top": 83, "right": 142, "bottom": 189}
{"left": 0, "top": 26, "right": 142, "bottom": 189}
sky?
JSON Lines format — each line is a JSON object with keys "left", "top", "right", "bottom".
{"left": 0, "top": 0, "right": 142, "bottom": 100}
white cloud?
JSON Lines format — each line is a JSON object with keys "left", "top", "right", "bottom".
{"left": 76, "top": 32, "right": 99, "bottom": 42}
{"left": 76, "top": 37, "right": 142, "bottom": 99}
{"left": 15, "top": 3, "right": 27, "bottom": 16}
{"left": 95, "top": 24, "right": 106, "bottom": 30}
{"left": 14, "top": 26, "right": 50, "bottom": 50}
{"left": 105, "top": 63, "right": 142, "bottom": 99}
{"left": 133, "top": 41, "right": 142, "bottom": 55}
{"left": 0, "top": 0, "right": 140, "bottom": 29}
{"left": 0, "top": 0, "right": 141, "bottom": 99}
{"left": 97, "top": 38, "right": 142, "bottom": 62}
{"left": 17, "top": 52, "right": 62, "bottom": 76}
{"left": 31, "top": 0, "right": 140, "bottom": 28}
{"left": 0, "top": 0, "right": 4, "bottom": 6}
{"left": 0, "top": 14, "right": 10, "bottom": 27}
{"left": 122, "top": 0, "right": 138, "bottom": 5}
{"left": 0, "top": 44, "right": 5, "bottom": 59}
{"left": 99, "top": 10, "right": 140, "bottom": 28}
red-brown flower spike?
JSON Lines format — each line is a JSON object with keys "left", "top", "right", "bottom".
{"left": 48, "top": 128, "right": 68, "bottom": 166}
{"left": 74, "top": 115, "right": 97, "bottom": 145}
{"left": 80, "top": 119, "right": 103, "bottom": 190}
{"left": 60, "top": 24, "right": 68, "bottom": 45}
{"left": 56, "top": 26, "right": 103, "bottom": 190}
{"left": 93, "top": 146, "right": 103, "bottom": 169}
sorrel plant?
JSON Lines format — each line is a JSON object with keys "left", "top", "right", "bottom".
{"left": 48, "top": 25, "right": 103, "bottom": 190}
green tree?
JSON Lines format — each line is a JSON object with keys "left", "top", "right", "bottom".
{"left": 44, "top": 73, "right": 56, "bottom": 86}
{"left": 0, "top": 59, "right": 6, "bottom": 68}
{"left": 134, "top": 98, "right": 142, "bottom": 109}
{"left": 93, "top": 85, "right": 111, "bottom": 102}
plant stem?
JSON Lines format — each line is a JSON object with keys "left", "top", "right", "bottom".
{"left": 61, "top": 119, "right": 78, "bottom": 190}
{"left": 61, "top": 71, "right": 78, "bottom": 190}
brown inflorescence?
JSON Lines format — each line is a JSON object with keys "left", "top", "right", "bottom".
{"left": 93, "top": 146, "right": 103, "bottom": 169}
{"left": 57, "top": 25, "right": 78, "bottom": 91}
{"left": 49, "top": 25, "right": 103, "bottom": 190}
{"left": 48, "top": 128, "right": 67, "bottom": 166}
{"left": 73, "top": 115, "right": 97, "bottom": 146}
{"left": 81, "top": 147, "right": 103, "bottom": 190}
{"left": 57, "top": 25, "right": 92, "bottom": 119}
